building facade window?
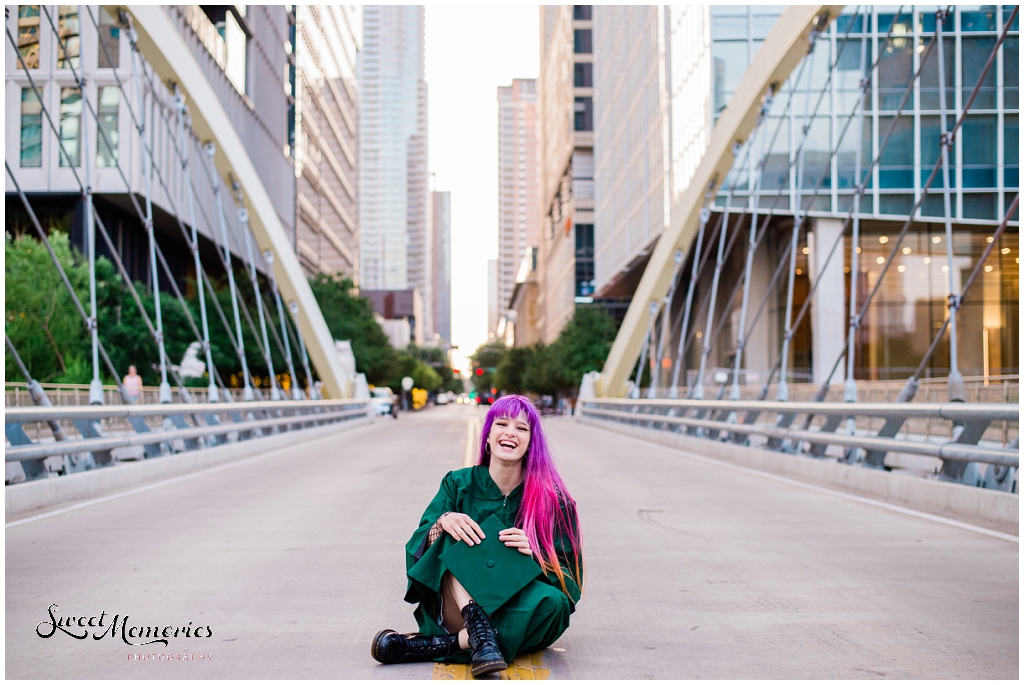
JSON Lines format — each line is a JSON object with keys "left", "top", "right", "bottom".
{"left": 20, "top": 87, "right": 43, "bottom": 167}
{"left": 573, "top": 6, "right": 592, "bottom": 21}
{"left": 59, "top": 86, "right": 82, "bottom": 167}
{"left": 574, "top": 62, "right": 593, "bottom": 88}
{"left": 574, "top": 96, "right": 593, "bottom": 131}
{"left": 97, "top": 6, "right": 120, "bottom": 68}
{"left": 97, "top": 86, "right": 120, "bottom": 167}
{"left": 574, "top": 223, "right": 595, "bottom": 298}
{"left": 848, "top": 227, "right": 1018, "bottom": 378}
{"left": 17, "top": 5, "right": 41, "bottom": 68}
{"left": 711, "top": 6, "right": 1019, "bottom": 223}
{"left": 573, "top": 29, "right": 592, "bottom": 54}
{"left": 56, "top": 5, "right": 80, "bottom": 69}
{"left": 200, "top": 5, "right": 249, "bottom": 95}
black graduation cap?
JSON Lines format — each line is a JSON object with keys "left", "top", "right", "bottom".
{"left": 440, "top": 514, "right": 542, "bottom": 615}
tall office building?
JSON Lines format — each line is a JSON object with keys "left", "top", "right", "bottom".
{"left": 536, "top": 5, "right": 595, "bottom": 344}
{"left": 592, "top": 6, "right": 711, "bottom": 298}
{"left": 496, "top": 79, "right": 540, "bottom": 337}
{"left": 431, "top": 188, "right": 452, "bottom": 344}
{"left": 358, "top": 6, "right": 432, "bottom": 336}
{"left": 292, "top": 5, "right": 361, "bottom": 278}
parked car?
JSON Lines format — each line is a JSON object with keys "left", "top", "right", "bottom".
{"left": 435, "top": 392, "right": 449, "bottom": 405}
{"left": 370, "top": 387, "right": 398, "bottom": 418}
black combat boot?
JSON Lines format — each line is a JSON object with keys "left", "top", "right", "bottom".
{"left": 460, "top": 601, "right": 507, "bottom": 677}
{"left": 371, "top": 629, "right": 460, "bottom": 664}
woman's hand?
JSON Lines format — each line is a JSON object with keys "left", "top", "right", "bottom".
{"left": 499, "top": 528, "right": 533, "bottom": 556}
{"left": 439, "top": 513, "right": 486, "bottom": 546}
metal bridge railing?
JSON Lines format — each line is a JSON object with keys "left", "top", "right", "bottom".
{"left": 5, "top": 382, "right": 234, "bottom": 408}
{"left": 5, "top": 399, "right": 371, "bottom": 482}
{"left": 576, "top": 397, "right": 1019, "bottom": 491}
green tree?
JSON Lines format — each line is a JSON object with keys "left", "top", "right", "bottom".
{"left": 387, "top": 352, "right": 442, "bottom": 393}
{"left": 494, "top": 345, "right": 536, "bottom": 395}
{"left": 469, "top": 341, "right": 506, "bottom": 394}
{"left": 5, "top": 231, "right": 207, "bottom": 386}
{"left": 308, "top": 274, "right": 396, "bottom": 384}
{"left": 5, "top": 232, "right": 90, "bottom": 383}
{"left": 550, "top": 305, "right": 618, "bottom": 391}
{"left": 522, "top": 343, "right": 565, "bottom": 397}
{"left": 403, "top": 343, "right": 457, "bottom": 393}
{"left": 518, "top": 306, "right": 619, "bottom": 398}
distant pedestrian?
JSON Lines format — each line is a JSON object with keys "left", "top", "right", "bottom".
{"left": 123, "top": 365, "right": 143, "bottom": 403}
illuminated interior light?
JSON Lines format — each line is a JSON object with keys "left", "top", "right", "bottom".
{"left": 923, "top": 256, "right": 932, "bottom": 264}
{"left": 879, "top": 236, "right": 889, "bottom": 244}
{"left": 897, "top": 265, "right": 906, "bottom": 273}
{"left": 984, "top": 265, "right": 994, "bottom": 272}
{"left": 875, "top": 256, "right": 885, "bottom": 264}
{"left": 902, "top": 247, "right": 911, "bottom": 254}
{"left": 932, "top": 236, "right": 942, "bottom": 243}
{"left": 1001, "top": 247, "right": 1010, "bottom": 254}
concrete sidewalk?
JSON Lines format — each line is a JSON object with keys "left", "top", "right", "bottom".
{"left": 5, "top": 407, "right": 1017, "bottom": 678}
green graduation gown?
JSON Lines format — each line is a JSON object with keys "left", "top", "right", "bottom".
{"left": 405, "top": 466, "right": 582, "bottom": 663}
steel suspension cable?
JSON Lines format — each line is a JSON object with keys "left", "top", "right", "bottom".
{"left": 5, "top": 334, "right": 69, "bottom": 441}
{"left": 6, "top": 163, "right": 133, "bottom": 404}
{"left": 259, "top": 250, "right": 306, "bottom": 400}
{"left": 38, "top": 8, "right": 215, "bottom": 402}
{"left": 814, "top": 5, "right": 1018, "bottom": 400}
{"left": 116, "top": 13, "right": 258, "bottom": 395}
{"left": 9, "top": 19, "right": 167, "bottom": 403}
{"left": 29, "top": 9, "right": 105, "bottom": 403}
{"left": 669, "top": 8, "right": 870, "bottom": 394}
{"left": 909, "top": 195, "right": 1018, "bottom": 389}
{"left": 231, "top": 178, "right": 282, "bottom": 400}
{"left": 742, "top": 7, "right": 938, "bottom": 402}
{"left": 648, "top": 249, "right": 685, "bottom": 397}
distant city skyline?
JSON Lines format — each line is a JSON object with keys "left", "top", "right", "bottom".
{"left": 424, "top": 6, "right": 539, "bottom": 373}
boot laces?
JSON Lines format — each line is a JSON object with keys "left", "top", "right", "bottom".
{"left": 464, "top": 604, "right": 497, "bottom": 647}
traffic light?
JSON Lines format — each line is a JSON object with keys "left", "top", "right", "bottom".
{"left": 475, "top": 367, "right": 483, "bottom": 376}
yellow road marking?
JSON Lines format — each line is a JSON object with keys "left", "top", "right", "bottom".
{"left": 431, "top": 652, "right": 549, "bottom": 680}
{"left": 463, "top": 416, "right": 481, "bottom": 468}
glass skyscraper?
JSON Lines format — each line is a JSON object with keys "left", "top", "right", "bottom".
{"left": 359, "top": 6, "right": 432, "bottom": 334}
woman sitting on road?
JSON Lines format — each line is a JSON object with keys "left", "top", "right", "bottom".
{"left": 371, "top": 395, "right": 584, "bottom": 677}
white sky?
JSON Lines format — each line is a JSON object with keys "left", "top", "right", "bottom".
{"left": 425, "top": 5, "right": 540, "bottom": 374}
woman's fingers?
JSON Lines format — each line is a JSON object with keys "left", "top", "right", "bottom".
{"left": 467, "top": 518, "right": 485, "bottom": 542}
{"left": 454, "top": 515, "right": 481, "bottom": 544}
{"left": 517, "top": 547, "right": 533, "bottom": 555}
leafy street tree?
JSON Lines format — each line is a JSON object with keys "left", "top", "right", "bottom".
{"left": 5, "top": 232, "right": 91, "bottom": 383}
{"left": 469, "top": 341, "right": 507, "bottom": 395}
{"left": 494, "top": 345, "right": 536, "bottom": 395}
{"left": 309, "top": 274, "right": 396, "bottom": 385}
{"left": 6, "top": 231, "right": 207, "bottom": 386}
{"left": 548, "top": 305, "right": 618, "bottom": 391}
{"left": 490, "top": 306, "right": 619, "bottom": 399}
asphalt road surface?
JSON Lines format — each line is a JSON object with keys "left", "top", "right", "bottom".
{"left": 5, "top": 405, "right": 1017, "bottom": 679}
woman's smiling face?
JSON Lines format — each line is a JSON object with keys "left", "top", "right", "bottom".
{"left": 487, "top": 411, "right": 531, "bottom": 464}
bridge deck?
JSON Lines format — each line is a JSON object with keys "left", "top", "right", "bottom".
{"left": 5, "top": 406, "right": 1017, "bottom": 679}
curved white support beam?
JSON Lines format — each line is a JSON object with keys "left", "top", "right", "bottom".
{"left": 125, "top": 5, "right": 349, "bottom": 398}
{"left": 598, "top": 5, "right": 844, "bottom": 398}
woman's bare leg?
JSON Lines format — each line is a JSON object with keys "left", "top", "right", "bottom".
{"left": 441, "top": 572, "right": 473, "bottom": 649}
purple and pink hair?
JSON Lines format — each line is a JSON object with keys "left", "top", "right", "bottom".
{"left": 478, "top": 395, "right": 584, "bottom": 596}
